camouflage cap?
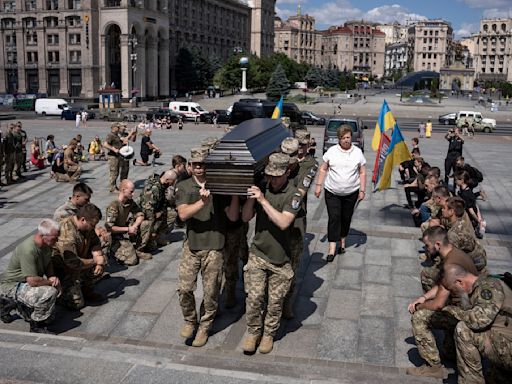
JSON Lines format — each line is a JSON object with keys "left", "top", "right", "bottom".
{"left": 190, "top": 147, "right": 209, "bottom": 163}
{"left": 111, "top": 122, "right": 121, "bottom": 129}
{"left": 280, "top": 137, "right": 299, "bottom": 164}
{"left": 295, "top": 129, "right": 311, "bottom": 145}
{"left": 201, "top": 137, "right": 219, "bottom": 150}
{"left": 264, "top": 153, "right": 290, "bottom": 177}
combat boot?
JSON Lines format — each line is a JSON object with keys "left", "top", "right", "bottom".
{"left": 192, "top": 328, "right": 209, "bottom": 347}
{"left": 242, "top": 334, "right": 261, "bottom": 353}
{"left": 258, "top": 335, "right": 274, "bottom": 354}
{"left": 0, "top": 297, "right": 16, "bottom": 323}
{"left": 29, "top": 321, "right": 54, "bottom": 334}
{"left": 224, "top": 288, "right": 236, "bottom": 309}
{"left": 406, "top": 364, "right": 447, "bottom": 379}
{"left": 180, "top": 322, "right": 196, "bottom": 338}
{"left": 136, "top": 250, "right": 153, "bottom": 260}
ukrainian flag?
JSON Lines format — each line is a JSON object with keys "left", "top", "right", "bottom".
{"left": 272, "top": 96, "right": 284, "bottom": 119}
{"left": 377, "top": 124, "right": 411, "bottom": 190}
{"left": 372, "top": 100, "right": 395, "bottom": 151}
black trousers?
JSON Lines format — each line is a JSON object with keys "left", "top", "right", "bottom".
{"left": 324, "top": 189, "right": 359, "bottom": 242}
{"left": 405, "top": 186, "right": 425, "bottom": 208}
{"left": 444, "top": 152, "right": 459, "bottom": 183}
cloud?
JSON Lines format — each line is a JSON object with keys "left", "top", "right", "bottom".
{"left": 275, "top": 5, "right": 295, "bottom": 20}
{"left": 482, "top": 8, "right": 512, "bottom": 18}
{"left": 299, "top": 0, "right": 364, "bottom": 27}
{"left": 364, "top": 4, "right": 427, "bottom": 25}
{"left": 455, "top": 22, "right": 479, "bottom": 38}
{"left": 277, "top": 0, "right": 306, "bottom": 4}
{"left": 460, "top": 0, "right": 510, "bottom": 8}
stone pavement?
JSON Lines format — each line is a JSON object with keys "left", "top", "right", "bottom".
{"left": 0, "top": 118, "right": 511, "bottom": 382}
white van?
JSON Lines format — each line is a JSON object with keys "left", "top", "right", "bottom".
{"left": 168, "top": 101, "right": 210, "bottom": 122}
{"left": 456, "top": 110, "right": 496, "bottom": 128}
{"left": 35, "top": 98, "right": 69, "bottom": 116}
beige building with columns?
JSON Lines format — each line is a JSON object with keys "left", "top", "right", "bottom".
{"left": 0, "top": 0, "right": 275, "bottom": 99}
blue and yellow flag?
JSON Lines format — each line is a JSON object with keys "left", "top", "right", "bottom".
{"left": 271, "top": 96, "right": 284, "bottom": 119}
{"left": 372, "top": 100, "right": 395, "bottom": 151}
{"left": 376, "top": 124, "right": 411, "bottom": 191}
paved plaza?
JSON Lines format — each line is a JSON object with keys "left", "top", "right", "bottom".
{"left": 0, "top": 114, "right": 511, "bottom": 383}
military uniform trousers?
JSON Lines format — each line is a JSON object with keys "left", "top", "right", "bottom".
{"left": 108, "top": 155, "right": 129, "bottom": 190}
{"left": 455, "top": 321, "right": 512, "bottom": 384}
{"left": 139, "top": 219, "right": 159, "bottom": 250}
{"left": 178, "top": 240, "right": 224, "bottom": 332}
{"left": 286, "top": 222, "right": 305, "bottom": 302}
{"left": 0, "top": 283, "right": 57, "bottom": 322}
{"left": 57, "top": 267, "right": 99, "bottom": 310}
{"left": 15, "top": 151, "right": 24, "bottom": 175}
{"left": 4, "top": 153, "right": 16, "bottom": 181}
{"left": 111, "top": 235, "right": 139, "bottom": 266}
{"left": 421, "top": 265, "right": 441, "bottom": 293}
{"left": 63, "top": 164, "right": 81, "bottom": 180}
{"left": 244, "top": 252, "right": 293, "bottom": 338}
{"left": 411, "top": 308, "right": 459, "bottom": 366}
{"left": 223, "top": 224, "right": 249, "bottom": 293}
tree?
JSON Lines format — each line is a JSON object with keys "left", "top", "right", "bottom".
{"left": 304, "top": 67, "right": 323, "bottom": 88}
{"left": 323, "top": 69, "right": 340, "bottom": 89}
{"left": 266, "top": 63, "right": 290, "bottom": 101}
{"left": 339, "top": 70, "right": 356, "bottom": 91}
{"left": 175, "top": 48, "right": 198, "bottom": 91}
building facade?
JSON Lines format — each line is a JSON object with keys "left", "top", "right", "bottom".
{"left": 0, "top": 0, "right": 274, "bottom": 99}
{"left": 385, "top": 41, "right": 408, "bottom": 78}
{"left": 407, "top": 19, "right": 453, "bottom": 73}
{"left": 320, "top": 21, "right": 386, "bottom": 78}
{"left": 377, "top": 23, "right": 408, "bottom": 45}
{"left": 472, "top": 18, "right": 512, "bottom": 82}
{"left": 274, "top": 12, "right": 320, "bottom": 66}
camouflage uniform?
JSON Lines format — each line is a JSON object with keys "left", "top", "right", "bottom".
{"left": 105, "top": 198, "right": 145, "bottom": 266}
{"left": 443, "top": 276, "right": 512, "bottom": 384}
{"left": 14, "top": 129, "right": 25, "bottom": 176}
{"left": 0, "top": 131, "right": 4, "bottom": 184}
{"left": 52, "top": 216, "right": 103, "bottom": 310}
{"left": 165, "top": 184, "right": 178, "bottom": 231}
{"left": 138, "top": 173, "right": 167, "bottom": 249}
{"left": 63, "top": 147, "right": 81, "bottom": 180}
{"left": 175, "top": 168, "right": 230, "bottom": 332}
{"left": 447, "top": 218, "right": 487, "bottom": 273}
{"left": 105, "top": 128, "right": 128, "bottom": 191}
{"left": 3, "top": 129, "right": 16, "bottom": 183}
{"left": 223, "top": 221, "right": 249, "bottom": 294}
{"left": 244, "top": 153, "right": 301, "bottom": 338}
{"left": 0, "top": 237, "right": 58, "bottom": 322}
{"left": 53, "top": 200, "right": 79, "bottom": 223}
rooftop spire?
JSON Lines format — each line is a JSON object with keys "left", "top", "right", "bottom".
{"left": 297, "top": 0, "right": 301, "bottom": 16}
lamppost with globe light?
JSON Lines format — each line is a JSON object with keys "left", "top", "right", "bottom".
{"left": 239, "top": 57, "right": 249, "bottom": 93}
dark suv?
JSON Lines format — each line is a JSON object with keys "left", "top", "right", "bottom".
{"left": 229, "top": 99, "right": 305, "bottom": 130}
{"left": 323, "top": 117, "right": 366, "bottom": 153}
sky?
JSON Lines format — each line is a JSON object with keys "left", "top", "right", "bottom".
{"left": 274, "top": 0, "right": 512, "bottom": 38}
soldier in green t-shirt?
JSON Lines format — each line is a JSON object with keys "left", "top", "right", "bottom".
{"left": 0, "top": 219, "right": 61, "bottom": 333}
{"left": 241, "top": 153, "right": 302, "bottom": 354}
{"left": 175, "top": 147, "right": 240, "bottom": 348}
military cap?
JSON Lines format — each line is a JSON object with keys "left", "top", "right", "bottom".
{"left": 264, "top": 153, "right": 290, "bottom": 177}
{"left": 201, "top": 137, "right": 219, "bottom": 150}
{"left": 189, "top": 147, "right": 209, "bottom": 163}
{"left": 295, "top": 130, "right": 311, "bottom": 145}
{"left": 280, "top": 137, "right": 299, "bottom": 164}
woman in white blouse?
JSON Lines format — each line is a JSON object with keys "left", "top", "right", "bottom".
{"left": 314, "top": 125, "right": 366, "bottom": 262}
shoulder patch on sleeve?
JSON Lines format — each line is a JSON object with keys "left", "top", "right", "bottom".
{"left": 481, "top": 289, "right": 493, "bottom": 300}
{"left": 291, "top": 192, "right": 302, "bottom": 210}
{"left": 302, "top": 175, "right": 312, "bottom": 188}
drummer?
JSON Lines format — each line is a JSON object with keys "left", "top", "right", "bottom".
{"left": 102, "top": 123, "right": 137, "bottom": 193}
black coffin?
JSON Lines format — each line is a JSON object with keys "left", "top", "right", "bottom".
{"left": 205, "top": 118, "right": 291, "bottom": 195}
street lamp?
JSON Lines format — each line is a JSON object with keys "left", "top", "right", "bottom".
{"left": 128, "top": 34, "right": 138, "bottom": 102}
{"left": 239, "top": 56, "right": 249, "bottom": 93}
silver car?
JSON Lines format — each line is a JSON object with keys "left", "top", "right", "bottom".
{"left": 323, "top": 117, "right": 366, "bottom": 153}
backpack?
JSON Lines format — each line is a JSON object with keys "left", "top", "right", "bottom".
{"left": 469, "top": 166, "right": 484, "bottom": 183}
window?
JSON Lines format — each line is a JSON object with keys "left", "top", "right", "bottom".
{"left": 24, "top": 0, "right": 35, "bottom": 10}
{"left": 66, "top": 16, "right": 81, "bottom": 27}
{"left": 27, "top": 51, "right": 38, "bottom": 63}
{"left": 5, "top": 33, "right": 16, "bottom": 46}
{"left": 69, "top": 33, "right": 81, "bottom": 45}
{"left": 6, "top": 51, "right": 16, "bottom": 64}
{"left": 48, "top": 51, "right": 60, "bottom": 63}
{"left": 69, "top": 50, "right": 81, "bottom": 63}
{"left": 26, "top": 32, "right": 37, "bottom": 45}
{"left": 46, "top": 0, "right": 58, "bottom": 10}
{"left": 45, "top": 17, "right": 59, "bottom": 27}
{"left": 3, "top": 0, "right": 15, "bottom": 12}
{"left": 24, "top": 18, "right": 37, "bottom": 28}
{"left": 68, "top": 0, "right": 81, "bottom": 9}
{"left": 105, "top": 0, "right": 121, "bottom": 6}
{"left": 2, "top": 18, "right": 15, "bottom": 29}
{"left": 47, "top": 34, "right": 59, "bottom": 45}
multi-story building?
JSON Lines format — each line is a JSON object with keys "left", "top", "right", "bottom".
{"left": 377, "top": 22, "right": 408, "bottom": 45}
{"left": 0, "top": 0, "right": 275, "bottom": 99}
{"left": 407, "top": 19, "right": 453, "bottom": 73}
{"left": 385, "top": 41, "right": 409, "bottom": 78}
{"left": 472, "top": 18, "right": 512, "bottom": 82}
{"left": 274, "top": 9, "right": 320, "bottom": 66}
{"left": 320, "top": 21, "right": 385, "bottom": 78}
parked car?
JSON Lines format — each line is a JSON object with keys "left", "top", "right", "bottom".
{"left": 229, "top": 99, "right": 305, "bottom": 130}
{"left": 302, "top": 111, "right": 326, "bottom": 125}
{"left": 13, "top": 98, "right": 35, "bottom": 111}
{"left": 35, "top": 98, "right": 69, "bottom": 116}
{"left": 61, "top": 108, "right": 96, "bottom": 120}
{"left": 168, "top": 101, "right": 212, "bottom": 122}
{"left": 438, "top": 112, "right": 457, "bottom": 125}
{"left": 323, "top": 117, "right": 366, "bottom": 153}
{"left": 213, "top": 109, "right": 230, "bottom": 124}
{"left": 456, "top": 116, "right": 495, "bottom": 133}
{"left": 456, "top": 110, "right": 496, "bottom": 128}
{"left": 146, "top": 109, "right": 180, "bottom": 123}
{"left": 99, "top": 109, "right": 128, "bottom": 122}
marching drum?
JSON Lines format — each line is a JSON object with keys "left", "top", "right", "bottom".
{"left": 119, "top": 145, "right": 135, "bottom": 160}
